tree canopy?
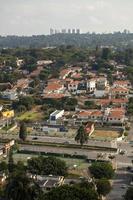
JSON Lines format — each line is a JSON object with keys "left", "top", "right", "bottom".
{"left": 27, "top": 156, "right": 67, "bottom": 176}
{"left": 89, "top": 162, "right": 114, "bottom": 179}
{"left": 44, "top": 184, "right": 99, "bottom": 200}
{"left": 75, "top": 125, "right": 88, "bottom": 146}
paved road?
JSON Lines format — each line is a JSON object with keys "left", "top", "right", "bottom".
{"left": 108, "top": 167, "right": 131, "bottom": 200}
{"left": 0, "top": 133, "right": 117, "bottom": 149}
{"left": 20, "top": 144, "right": 110, "bottom": 161}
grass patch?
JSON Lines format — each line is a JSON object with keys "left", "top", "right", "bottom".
{"left": 17, "top": 111, "right": 44, "bottom": 122}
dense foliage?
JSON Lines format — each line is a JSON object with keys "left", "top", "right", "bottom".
{"left": 75, "top": 125, "right": 88, "bottom": 146}
{"left": 96, "top": 178, "right": 112, "bottom": 196}
{"left": 1, "top": 32, "right": 133, "bottom": 48}
{"left": 44, "top": 183, "right": 99, "bottom": 200}
{"left": 27, "top": 156, "right": 67, "bottom": 176}
{"left": 89, "top": 162, "right": 114, "bottom": 179}
{"left": 124, "top": 187, "right": 133, "bottom": 200}
{"left": 5, "top": 172, "right": 42, "bottom": 200}
{"left": 19, "top": 122, "right": 27, "bottom": 141}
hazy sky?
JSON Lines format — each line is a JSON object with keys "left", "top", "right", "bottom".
{"left": 0, "top": 0, "right": 133, "bottom": 35}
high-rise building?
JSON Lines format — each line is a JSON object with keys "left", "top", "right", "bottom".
{"left": 50, "top": 28, "right": 54, "bottom": 35}
{"left": 55, "top": 29, "right": 58, "bottom": 34}
{"left": 68, "top": 29, "right": 71, "bottom": 34}
{"left": 76, "top": 29, "right": 80, "bottom": 34}
{"left": 61, "top": 29, "right": 66, "bottom": 34}
{"left": 72, "top": 29, "right": 75, "bottom": 34}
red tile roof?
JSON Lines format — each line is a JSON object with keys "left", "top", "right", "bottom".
{"left": 45, "top": 83, "right": 63, "bottom": 92}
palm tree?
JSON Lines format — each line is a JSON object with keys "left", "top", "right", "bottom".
{"left": 75, "top": 125, "right": 88, "bottom": 146}
{"left": 5, "top": 172, "right": 42, "bottom": 200}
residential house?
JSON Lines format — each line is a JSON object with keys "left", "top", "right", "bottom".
{"left": 90, "top": 110, "right": 103, "bottom": 122}
{"left": 1, "top": 90, "right": 18, "bottom": 100}
{"left": 16, "top": 59, "right": 24, "bottom": 67}
{"left": 37, "top": 60, "right": 53, "bottom": 65}
{"left": 44, "top": 83, "right": 65, "bottom": 94}
{"left": 96, "top": 77, "right": 108, "bottom": 90}
{"left": 111, "top": 87, "right": 129, "bottom": 98}
{"left": 113, "top": 80, "right": 131, "bottom": 88}
{"left": 94, "top": 89, "right": 109, "bottom": 98}
{"left": 87, "top": 79, "right": 96, "bottom": 92}
{"left": 103, "top": 108, "right": 125, "bottom": 125}
{"left": 49, "top": 110, "right": 64, "bottom": 125}
{"left": 0, "top": 173, "right": 7, "bottom": 185}
{"left": 60, "top": 69, "right": 72, "bottom": 80}
{"left": 77, "top": 82, "right": 87, "bottom": 94}
{"left": 13, "top": 78, "right": 30, "bottom": 91}
{"left": 97, "top": 98, "right": 128, "bottom": 108}
{"left": 68, "top": 81, "right": 79, "bottom": 94}
{"left": 76, "top": 110, "right": 103, "bottom": 123}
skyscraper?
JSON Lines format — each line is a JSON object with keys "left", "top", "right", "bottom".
{"left": 62, "top": 29, "right": 67, "bottom": 34}
{"left": 50, "top": 28, "right": 54, "bottom": 35}
{"left": 72, "top": 29, "right": 75, "bottom": 34}
{"left": 68, "top": 29, "right": 71, "bottom": 34}
{"left": 76, "top": 29, "right": 80, "bottom": 34}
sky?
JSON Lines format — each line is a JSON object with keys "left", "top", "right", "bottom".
{"left": 0, "top": 0, "right": 133, "bottom": 36}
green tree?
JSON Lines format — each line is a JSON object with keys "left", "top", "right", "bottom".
{"left": 27, "top": 156, "right": 67, "bottom": 176}
{"left": 8, "top": 148, "right": 15, "bottom": 173}
{"left": 0, "top": 161, "right": 8, "bottom": 173}
{"left": 19, "top": 122, "right": 27, "bottom": 141}
{"left": 96, "top": 178, "right": 111, "bottom": 196}
{"left": 101, "top": 48, "right": 111, "bottom": 60}
{"left": 44, "top": 184, "right": 99, "bottom": 200}
{"left": 5, "top": 172, "right": 42, "bottom": 200}
{"left": 75, "top": 125, "right": 88, "bottom": 146}
{"left": 84, "top": 101, "right": 96, "bottom": 109}
{"left": 89, "top": 162, "right": 114, "bottom": 179}
{"left": 124, "top": 187, "right": 133, "bottom": 200}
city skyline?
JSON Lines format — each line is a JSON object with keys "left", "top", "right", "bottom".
{"left": 0, "top": 0, "right": 133, "bottom": 36}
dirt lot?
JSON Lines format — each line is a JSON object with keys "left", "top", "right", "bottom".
{"left": 91, "top": 129, "right": 120, "bottom": 139}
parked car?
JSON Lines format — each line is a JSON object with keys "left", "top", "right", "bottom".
{"left": 32, "top": 137, "right": 38, "bottom": 140}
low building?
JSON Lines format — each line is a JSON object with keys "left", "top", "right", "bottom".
{"left": 97, "top": 78, "right": 108, "bottom": 90}
{"left": 111, "top": 87, "right": 129, "bottom": 98}
{"left": 16, "top": 59, "right": 24, "bottom": 67}
{"left": 2, "top": 110, "right": 14, "bottom": 118}
{"left": 103, "top": 108, "right": 126, "bottom": 125}
{"left": 50, "top": 110, "right": 64, "bottom": 125}
{"left": 0, "top": 173, "right": 7, "bottom": 185}
{"left": 87, "top": 80, "right": 96, "bottom": 92}
{"left": 44, "top": 83, "right": 64, "bottom": 94}
{"left": 68, "top": 81, "right": 79, "bottom": 94}
{"left": 2, "top": 90, "right": 18, "bottom": 100}
{"left": 37, "top": 60, "right": 53, "bottom": 65}
{"left": 94, "top": 90, "right": 108, "bottom": 98}
{"left": 60, "top": 69, "right": 72, "bottom": 80}
{"left": 37, "top": 176, "right": 64, "bottom": 191}
{"left": 97, "top": 98, "right": 128, "bottom": 108}
{"left": 113, "top": 80, "right": 131, "bottom": 88}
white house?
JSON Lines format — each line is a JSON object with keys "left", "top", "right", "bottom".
{"left": 2, "top": 90, "right": 18, "bottom": 100}
{"left": 50, "top": 110, "right": 64, "bottom": 125}
{"left": 87, "top": 80, "right": 96, "bottom": 92}
{"left": 37, "top": 60, "right": 53, "bottom": 65}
